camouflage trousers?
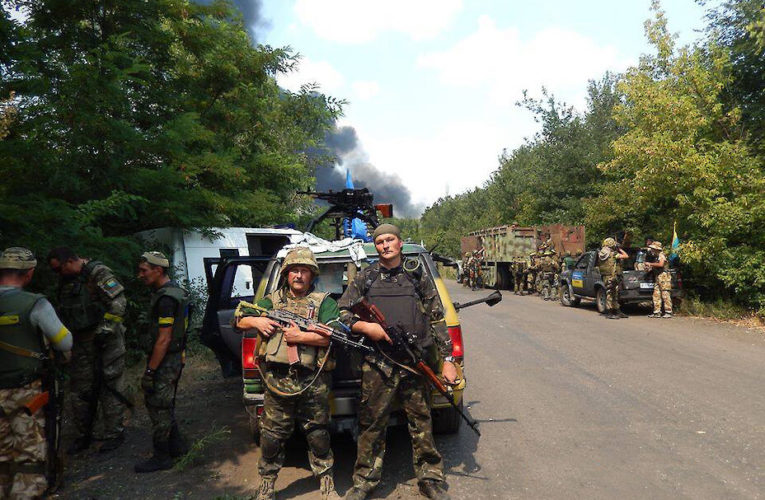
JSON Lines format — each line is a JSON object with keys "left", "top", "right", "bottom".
{"left": 259, "top": 368, "right": 333, "bottom": 479}
{"left": 353, "top": 361, "right": 444, "bottom": 491}
{"left": 540, "top": 272, "right": 555, "bottom": 299}
{"left": 513, "top": 273, "right": 524, "bottom": 293}
{"left": 69, "top": 327, "right": 126, "bottom": 440}
{"left": 0, "top": 380, "right": 48, "bottom": 499}
{"left": 144, "top": 351, "right": 184, "bottom": 443}
{"left": 603, "top": 276, "right": 620, "bottom": 310}
{"left": 652, "top": 272, "right": 673, "bottom": 314}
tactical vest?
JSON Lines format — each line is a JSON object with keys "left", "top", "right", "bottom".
{"left": 264, "top": 288, "right": 333, "bottom": 371}
{"left": 364, "top": 260, "right": 432, "bottom": 354}
{"left": 598, "top": 250, "right": 622, "bottom": 277}
{"left": 540, "top": 257, "right": 555, "bottom": 273}
{"left": 651, "top": 252, "right": 670, "bottom": 276}
{"left": 149, "top": 281, "right": 190, "bottom": 354}
{"left": 57, "top": 260, "right": 105, "bottom": 332}
{"left": 0, "top": 289, "right": 46, "bottom": 389}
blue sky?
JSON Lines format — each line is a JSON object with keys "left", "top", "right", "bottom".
{"left": 259, "top": 0, "right": 711, "bottom": 212}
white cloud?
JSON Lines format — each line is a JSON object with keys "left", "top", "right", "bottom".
{"left": 418, "top": 16, "right": 632, "bottom": 109}
{"left": 294, "top": 0, "right": 463, "bottom": 44}
{"left": 351, "top": 80, "right": 380, "bottom": 100}
{"left": 276, "top": 56, "right": 345, "bottom": 93}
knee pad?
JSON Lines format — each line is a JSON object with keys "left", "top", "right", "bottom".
{"left": 260, "top": 431, "right": 282, "bottom": 460}
{"left": 305, "top": 428, "right": 331, "bottom": 457}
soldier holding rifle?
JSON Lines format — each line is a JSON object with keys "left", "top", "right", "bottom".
{"left": 597, "top": 238, "right": 629, "bottom": 319}
{"left": 236, "top": 247, "right": 341, "bottom": 500}
{"left": 339, "top": 224, "right": 456, "bottom": 500}
{"left": 0, "top": 247, "right": 72, "bottom": 497}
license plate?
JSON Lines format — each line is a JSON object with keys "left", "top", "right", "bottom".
{"left": 640, "top": 282, "right": 654, "bottom": 289}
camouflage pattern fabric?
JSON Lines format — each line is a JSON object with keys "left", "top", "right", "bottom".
{"left": 352, "top": 361, "right": 444, "bottom": 492}
{"left": 513, "top": 263, "right": 525, "bottom": 294}
{"left": 69, "top": 326, "right": 126, "bottom": 440}
{"left": 0, "top": 380, "right": 48, "bottom": 499}
{"left": 540, "top": 272, "right": 556, "bottom": 299}
{"left": 144, "top": 351, "right": 184, "bottom": 443}
{"left": 259, "top": 370, "right": 333, "bottom": 479}
{"left": 603, "top": 277, "right": 620, "bottom": 310}
{"left": 652, "top": 271, "right": 673, "bottom": 314}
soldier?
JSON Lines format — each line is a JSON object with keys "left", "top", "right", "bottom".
{"left": 562, "top": 251, "right": 576, "bottom": 272}
{"left": 460, "top": 252, "right": 470, "bottom": 285}
{"left": 512, "top": 261, "right": 525, "bottom": 295}
{"left": 470, "top": 248, "right": 484, "bottom": 291}
{"left": 539, "top": 251, "right": 560, "bottom": 301}
{"left": 134, "top": 252, "right": 191, "bottom": 472}
{"left": 597, "top": 238, "right": 629, "bottom": 319}
{"left": 525, "top": 252, "right": 539, "bottom": 295}
{"left": 236, "top": 248, "right": 340, "bottom": 500}
{"left": 339, "top": 224, "right": 456, "bottom": 500}
{"left": 645, "top": 242, "right": 673, "bottom": 318}
{"left": 0, "top": 247, "right": 72, "bottom": 498}
{"left": 47, "top": 247, "right": 128, "bottom": 454}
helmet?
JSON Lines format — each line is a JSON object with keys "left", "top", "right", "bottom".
{"left": 281, "top": 247, "right": 319, "bottom": 276}
{"left": 602, "top": 237, "right": 616, "bottom": 248}
{"left": 0, "top": 247, "right": 37, "bottom": 270}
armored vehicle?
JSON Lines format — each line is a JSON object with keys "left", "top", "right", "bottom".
{"left": 461, "top": 224, "right": 586, "bottom": 289}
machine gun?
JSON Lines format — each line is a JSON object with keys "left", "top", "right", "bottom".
{"left": 234, "top": 301, "right": 374, "bottom": 363}
{"left": 452, "top": 290, "right": 502, "bottom": 311}
{"left": 350, "top": 299, "right": 482, "bottom": 436}
{"left": 298, "top": 188, "right": 393, "bottom": 239}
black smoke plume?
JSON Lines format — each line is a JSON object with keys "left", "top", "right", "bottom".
{"left": 195, "top": 0, "right": 268, "bottom": 42}
{"left": 316, "top": 126, "right": 423, "bottom": 218}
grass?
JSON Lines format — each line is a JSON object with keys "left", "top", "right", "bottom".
{"left": 678, "top": 295, "right": 764, "bottom": 327}
{"left": 174, "top": 424, "right": 231, "bottom": 472}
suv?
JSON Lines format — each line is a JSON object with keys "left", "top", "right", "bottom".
{"left": 201, "top": 243, "right": 470, "bottom": 443}
{"left": 558, "top": 250, "right": 682, "bottom": 312}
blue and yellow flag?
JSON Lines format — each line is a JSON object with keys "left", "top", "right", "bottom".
{"left": 669, "top": 221, "right": 680, "bottom": 265}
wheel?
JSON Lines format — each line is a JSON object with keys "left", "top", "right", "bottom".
{"left": 432, "top": 398, "right": 463, "bottom": 434}
{"left": 246, "top": 406, "right": 261, "bottom": 445}
{"left": 596, "top": 287, "right": 607, "bottom": 313}
{"left": 560, "top": 284, "right": 580, "bottom": 307}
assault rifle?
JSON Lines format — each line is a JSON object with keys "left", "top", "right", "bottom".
{"left": 235, "top": 301, "right": 374, "bottom": 364}
{"left": 350, "top": 299, "right": 482, "bottom": 436}
{"left": 298, "top": 188, "right": 393, "bottom": 239}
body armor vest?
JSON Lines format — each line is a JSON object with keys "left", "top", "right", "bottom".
{"left": 149, "top": 281, "right": 190, "bottom": 354}
{"left": 264, "top": 288, "right": 333, "bottom": 371}
{"left": 0, "top": 289, "right": 46, "bottom": 389}
{"left": 57, "top": 260, "right": 104, "bottom": 332}
{"left": 598, "top": 251, "right": 622, "bottom": 277}
{"left": 365, "top": 261, "right": 431, "bottom": 354}
{"left": 651, "top": 253, "right": 670, "bottom": 276}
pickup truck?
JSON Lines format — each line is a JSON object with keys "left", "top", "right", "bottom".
{"left": 201, "top": 243, "right": 488, "bottom": 443}
{"left": 558, "top": 250, "right": 682, "bottom": 312}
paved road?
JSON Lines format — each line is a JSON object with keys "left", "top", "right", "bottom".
{"left": 60, "top": 281, "right": 765, "bottom": 499}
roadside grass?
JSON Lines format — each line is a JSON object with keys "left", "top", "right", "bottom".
{"left": 174, "top": 423, "right": 232, "bottom": 471}
{"left": 678, "top": 295, "right": 764, "bottom": 330}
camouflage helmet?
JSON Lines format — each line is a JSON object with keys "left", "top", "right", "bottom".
{"left": 602, "top": 237, "right": 616, "bottom": 248}
{"left": 0, "top": 247, "right": 37, "bottom": 270}
{"left": 281, "top": 247, "right": 319, "bottom": 277}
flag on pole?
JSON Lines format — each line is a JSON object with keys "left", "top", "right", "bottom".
{"left": 669, "top": 221, "right": 680, "bottom": 265}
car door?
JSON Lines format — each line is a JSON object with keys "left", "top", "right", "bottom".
{"left": 200, "top": 256, "right": 273, "bottom": 376}
{"left": 570, "top": 252, "right": 591, "bottom": 295}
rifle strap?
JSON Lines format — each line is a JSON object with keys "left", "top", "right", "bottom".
{"left": 0, "top": 339, "right": 47, "bottom": 360}
{"left": 256, "top": 344, "right": 332, "bottom": 398}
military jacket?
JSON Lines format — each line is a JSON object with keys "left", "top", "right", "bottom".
{"left": 149, "top": 280, "right": 190, "bottom": 354}
{"left": 0, "top": 289, "right": 46, "bottom": 388}
{"left": 597, "top": 248, "right": 622, "bottom": 277}
{"left": 57, "top": 260, "right": 125, "bottom": 333}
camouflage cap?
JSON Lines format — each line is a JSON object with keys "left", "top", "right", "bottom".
{"left": 0, "top": 247, "right": 37, "bottom": 270}
{"left": 141, "top": 251, "right": 169, "bottom": 268}
{"left": 649, "top": 241, "right": 663, "bottom": 251}
{"left": 372, "top": 223, "right": 401, "bottom": 241}
{"left": 281, "top": 247, "right": 319, "bottom": 276}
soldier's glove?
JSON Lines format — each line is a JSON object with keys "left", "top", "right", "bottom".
{"left": 141, "top": 368, "right": 156, "bottom": 394}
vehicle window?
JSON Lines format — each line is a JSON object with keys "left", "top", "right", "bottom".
{"left": 231, "top": 264, "right": 257, "bottom": 300}
{"left": 575, "top": 254, "right": 590, "bottom": 270}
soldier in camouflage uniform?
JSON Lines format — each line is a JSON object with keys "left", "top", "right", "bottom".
{"left": 47, "top": 247, "right": 128, "bottom": 454}
{"left": 645, "top": 242, "right": 673, "bottom": 318}
{"left": 539, "top": 251, "right": 560, "bottom": 301}
{"left": 526, "top": 252, "right": 539, "bottom": 295}
{"left": 236, "top": 248, "right": 340, "bottom": 500}
{"left": 460, "top": 253, "right": 470, "bottom": 285}
{"left": 512, "top": 261, "right": 526, "bottom": 295}
{"left": 339, "top": 224, "right": 456, "bottom": 500}
{"left": 596, "top": 238, "right": 629, "bottom": 319}
{"left": 1, "top": 248, "right": 72, "bottom": 498}
{"left": 134, "top": 252, "right": 191, "bottom": 473}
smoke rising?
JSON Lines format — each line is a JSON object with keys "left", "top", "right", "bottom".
{"left": 316, "top": 126, "right": 424, "bottom": 218}
{"left": 195, "top": 0, "right": 268, "bottom": 42}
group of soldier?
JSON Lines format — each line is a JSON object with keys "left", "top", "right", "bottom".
{"left": 236, "top": 223, "right": 456, "bottom": 500}
{"left": 0, "top": 246, "right": 190, "bottom": 498}
{"left": 460, "top": 248, "right": 484, "bottom": 290}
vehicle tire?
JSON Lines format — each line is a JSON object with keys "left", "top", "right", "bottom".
{"left": 246, "top": 407, "right": 261, "bottom": 445}
{"left": 432, "top": 399, "right": 463, "bottom": 435}
{"left": 560, "top": 284, "right": 580, "bottom": 307}
{"left": 596, "top": 287, "right": 607, "bottom": 314}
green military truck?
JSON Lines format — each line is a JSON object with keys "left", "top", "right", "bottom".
{"left": 461, "top": 224, "right": 586, "bottom": 289}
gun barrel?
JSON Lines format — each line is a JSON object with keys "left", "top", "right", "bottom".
{"left": 453, "top": 290, "right": 502, "bottom": 311}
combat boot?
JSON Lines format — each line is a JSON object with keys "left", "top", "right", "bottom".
{"left": 67, "top": 436, "right": 91, "bottom": 455}
{"left": 616, "top": 309, "right": 629, "bottom": 319}
{"left": 320, "top": 473, "right": 341, "bottom": 500}
{"left": 606, "top": 309, "right": 620, "bottom": 319}
{"left": 168, "top": 424, "right": 189, "bottom": 458}
{"left": 134, "top": 439, "right": 174, "bottom": 473}
{"left": 254, "top": 477, "right": 276, "bottom": 500}
{"left": 344, "top": 486, "right": 370, "bottom": 500}
{"left": 99, "top": 433, "right": 124, "bottom": 453}
{"left": 418, "top": 479, "right": 451, "bottom": 500}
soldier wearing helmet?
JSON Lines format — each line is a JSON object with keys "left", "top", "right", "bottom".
{"left": 597, "top": 237, "right": 629, "bottom": 319}
{"left": 539, "top": 250, "right": 560, "bottom": 301}
{"left": 134, "top": 251, "right": 191, "bottom": 473}
{"left": 0, "top": 247, "right": 72, "bottom": 497}
{"left": 645, "top": 242, "right": 673, "bottom": 318}
{"left": 236, "top": 247, "right": 341, "bottom": 500}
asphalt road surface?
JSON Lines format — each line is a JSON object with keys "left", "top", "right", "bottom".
{"left": 60, "top": 282, "right": 765, "bottom": 499}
